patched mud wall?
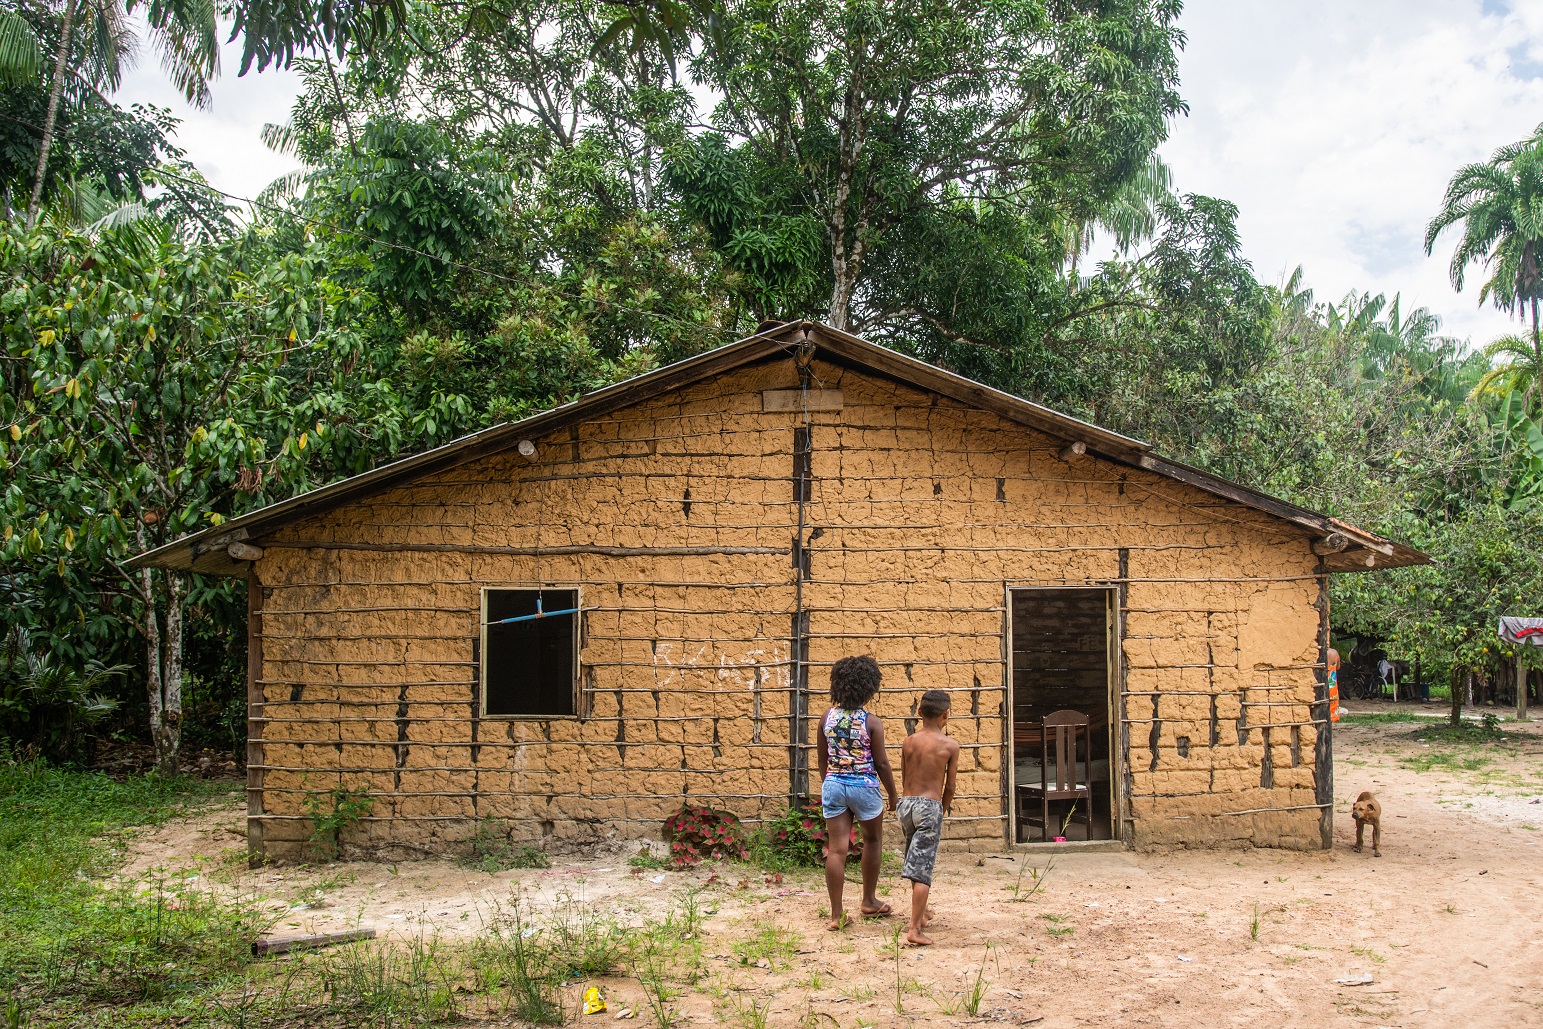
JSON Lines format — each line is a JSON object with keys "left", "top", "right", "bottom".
{"left": 245, "top": 356, "right": 1326, "bottom": 860}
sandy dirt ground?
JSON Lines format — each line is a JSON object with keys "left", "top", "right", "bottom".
{"left": 116, "top": 709, "right": 1543, "bottom": 1028}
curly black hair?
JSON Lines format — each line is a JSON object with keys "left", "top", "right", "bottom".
{"left": 830, "top": 655, "right": 882, "bottom": 709}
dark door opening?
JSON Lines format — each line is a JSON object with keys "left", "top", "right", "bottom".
{"left": 1010, "top": 587, "right": 1116, "bottom": 843}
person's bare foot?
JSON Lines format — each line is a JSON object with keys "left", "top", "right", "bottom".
{"left": 827, "top": 912, "right": 849, "bottom": 931}
{"left": 860, "top": 901, "right": 893, "bottom": 917}
{"left": 906, "top": 928, "right": 934, "bottom": 946}
{"left": 921, "top": 906, "right": 935, "bottom": 926}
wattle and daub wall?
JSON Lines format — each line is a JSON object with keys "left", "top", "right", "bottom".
{"left": 246, "top": 356, "right": 1329, "bottom": 860}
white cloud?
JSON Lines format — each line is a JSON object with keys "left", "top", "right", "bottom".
{"left": 116, "top": 27, "right": 303, "bottom": 207}
{"left": 1164, "top": 0, "right": 1543, "bottom": 344}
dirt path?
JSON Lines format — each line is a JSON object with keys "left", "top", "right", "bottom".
{"left": 117, "top": 713, "right": 1543, "bottom": 1027}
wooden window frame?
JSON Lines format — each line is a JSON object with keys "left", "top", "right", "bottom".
{"left": 479, "top": 586, "right": 581, "bottom": 720}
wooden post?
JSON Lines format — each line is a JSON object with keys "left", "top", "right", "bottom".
{"left": 246, "top": 567, "right": 265, "bottom": 864}
{"left": 1518, "top": 653, "right": 1529, "bottom": 722}
{"left": 1313, "top": 572, "right": 1333, "bottom": 851}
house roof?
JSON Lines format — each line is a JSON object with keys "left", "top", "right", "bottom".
{"left": 129, "top": 320, "right": 1428, "bottom": 577}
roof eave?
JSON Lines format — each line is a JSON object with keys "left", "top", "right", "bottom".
{"left": 129, "top": 319, "right": 1430, "bottom": 575}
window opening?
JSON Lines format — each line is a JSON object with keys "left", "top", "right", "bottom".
{"left": 482, "top": 588, "right": 579, "bottom": 717}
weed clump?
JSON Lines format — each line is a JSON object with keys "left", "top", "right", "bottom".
{"left": 303, "top": 785, "right": 373, "bottom": 861}
{"left": 459, "top": 818, "right": 551, "bottom": 872}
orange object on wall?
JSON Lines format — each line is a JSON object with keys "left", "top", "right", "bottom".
{"left": 1327, "top": 647, "right": 1341, "bottom": 723}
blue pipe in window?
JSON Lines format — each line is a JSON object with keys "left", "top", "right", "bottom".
{"left": 486, "top": 595, "right": 580, "bottom": 625}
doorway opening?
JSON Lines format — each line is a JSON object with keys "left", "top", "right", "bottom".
{"left": 1009, "top": 587, "right": 1117, "bottom": 843}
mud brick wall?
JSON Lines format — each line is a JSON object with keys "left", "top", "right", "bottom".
{"left": 244, "top": 356, "right": 1328, "bottom": 860}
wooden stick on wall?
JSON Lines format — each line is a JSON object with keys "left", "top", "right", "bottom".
{"left": 246, "top": 567, "right": 266, "bottom": 865}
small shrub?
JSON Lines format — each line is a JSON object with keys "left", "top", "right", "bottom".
{"left": 460, "top": 818, "right": 550, "bottom": 871}
{"left": 304, "top": 786, "right": 373, "bottom": 861}
{"left": 663, "top": 805, "right": 750, "bottom": 866}
{"left": 0, "top": 628, "right": 123, "bottom": 765}
{"left": 509, "top": 846, "right": 551, "bottom": 869}
{"left": 759, "top": 806, "right": 860, "bottom": 867}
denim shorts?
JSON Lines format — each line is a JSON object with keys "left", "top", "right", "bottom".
{"left": 821, "top": 776, "right": 884, "bottom": 822}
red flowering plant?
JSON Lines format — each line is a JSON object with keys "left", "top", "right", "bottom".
{"left": 663, "top": 805, "right": 751, "bottom": 867}
{"left": 761, "top": 805, "right": 862, "bottom": 867}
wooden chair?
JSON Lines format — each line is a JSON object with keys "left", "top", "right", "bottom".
{"left": 1017, "top": 709, "right": 1094, "bottom": 843}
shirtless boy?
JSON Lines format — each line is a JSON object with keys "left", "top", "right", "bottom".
{"left": 897, "top": 689, "right": 960, "bottom": 946}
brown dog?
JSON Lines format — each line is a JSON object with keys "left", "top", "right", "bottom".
{"left": 1351, "top": 792, "right": 1382, "bottom": 857}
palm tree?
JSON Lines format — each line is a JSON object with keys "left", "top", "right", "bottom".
{"left": 1425, "top": 125, "right": 1543, "bottom": 391}
{"left": 24, "top": 0, "right": 219, "bottom": 229}
{"left": 1468, "top": 333, "right": 1543, "bottom": 404}
{"left": 0, "top": 10, "right": 42, "bottom": 84}
{"left": 1061, "top": 152, "right": 1175, "bottom": 274}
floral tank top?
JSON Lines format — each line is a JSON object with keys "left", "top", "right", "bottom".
{"left": 823, "top": 707, "right": 878, "bottom": 787}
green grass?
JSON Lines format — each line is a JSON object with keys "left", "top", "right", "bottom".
{"left": 1336, "top": 711, "right": 1433, "bottom": 725}
{"left": 1399, "top": 751, "right": 1494, "bottom": 773}
{"left": 731, "top": 922, "right": 801, "bottom": 970}
{"left": 0, "top": 758, "right": 258, "bottom": 1016}
{"left": 1, "top": 762, "right": 762, "bottom": 1028}
{"left": 1407, "top": 719, "right": 1508, "bottom": 744}
{"left": 458, "top": 816, "right": 552, "bottom": 872}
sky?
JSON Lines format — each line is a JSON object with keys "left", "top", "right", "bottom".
{"left": 117, "top": 0, "right": 1543, "bottom": 346}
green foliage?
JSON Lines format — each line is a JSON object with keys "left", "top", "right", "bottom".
{"left": 299, "top": 115, "right": 508, "bottom": 314}
{"left": 666, "top": 133, "right": 828, "bottom": 320}
{"left": 459, "top": 818, "right": 551, "bottom": 872}
{"left": 628, "top": 847, "right": 670, "bottom": 871}
{"left": 0, "top": 10, "right": 41, "bottom": 86}
{"left": 693, "top": 0, "right": 1185, "bottom": 332}
{"left": 303, "top": 785, "right": 373, "bottom": 861}
{"left": 1335, "top": 503, "right": 1543, "bottom": 696}
{"left": 731, "top": 922, "right": 800, "bottom": 970}
{"left": 756, "top": 805, "right": 859, "bottom": 868}
{"left": 0, "top": 628, "right": 122, "bottom": 763}
{"left": 1426, "top": 124, "right": 1543, "bottom": 342}
{"left": 0, "top": 760, "right": 254, "bottom": 1004}
{"left": 0, "top": 215, "right": 328, "bottom": 769}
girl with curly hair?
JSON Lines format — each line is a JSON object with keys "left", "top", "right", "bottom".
{"left": 817, "top": 655, "right": 898, "bottom": 929}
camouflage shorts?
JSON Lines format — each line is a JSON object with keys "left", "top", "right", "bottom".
{"left": 897, "top": 796, "right": 943, "bottom": 886}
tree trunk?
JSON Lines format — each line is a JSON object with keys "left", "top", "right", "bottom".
{"left": 1531, "top": 294, "right": 1540, "bottom": 400}
{"left": 141, "top": 566, "right": 184, "bottom": 774}
{"left": 824, "top": 42, "right": 868, "bottom": 333}
{"left": 1450, "top": 665, "right": 1465, "bottom": 728}
{"left": 826, "top": 270, "right": 853, "bottom": 332}
{"left": 26, "top": 0, "right": 78, "bottom": 230}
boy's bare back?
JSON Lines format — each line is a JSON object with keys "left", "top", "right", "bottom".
{"left": 901, "top": 727, "right": 959, "bottom": 807}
